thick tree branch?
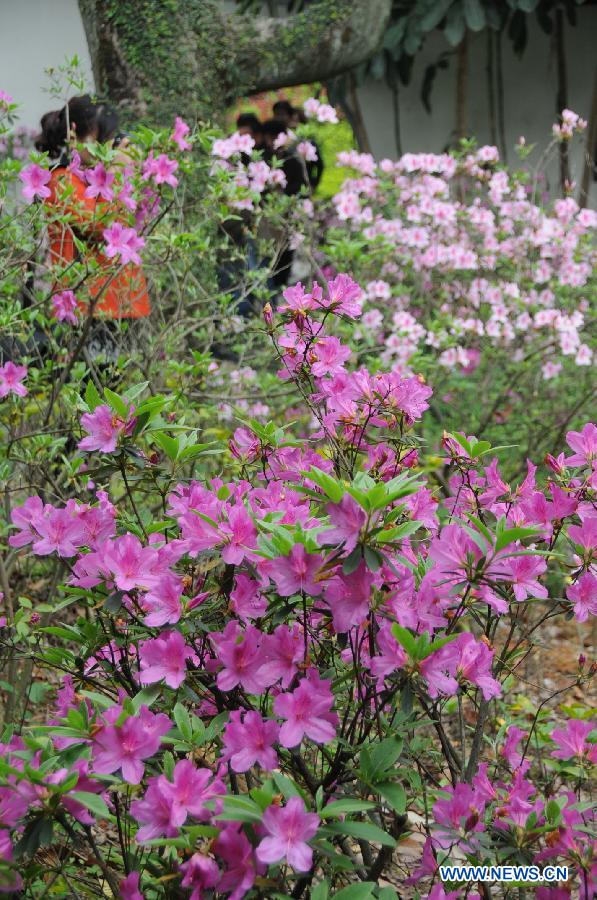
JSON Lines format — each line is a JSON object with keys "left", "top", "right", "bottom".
{"left": 77, "top": 0, "right": 392, "bottom": 123}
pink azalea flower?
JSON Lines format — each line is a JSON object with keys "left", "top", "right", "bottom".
{"left": 566, "top": 572, "right": 597, "bottom": 623}
{"left": 51, "top": 290, "right": 78, "bottom": 324}
{"left": 297, "top": 140, "right": 318, "bottom": 162}
{"left": 78, "top": 404, "right": 134, "bottom": 453}
{"left": 31, "top": 506, "right": 85, "bottom": 557}
{"left": 102, "top": 533, "right": 157, "bottom": 591}
{"left": 130, "top": 778, "right": 181, "bottom": 841}
{"left": 210, "top": 621, "right": 268, "bottom": 694}
{"left": 453, "top": 632, "right": 502, "bottom": 700}
{"left": 256, "top": 796, "right": 320, "bottom": 872}
{"left": 269, "top": 544, "right": 324, "bottom": 597}
{"left": 501, "top": 725, "right": 527, "bottom": 769}
{"left": 103, "top": 222, "right": 145, "bottom": 265}
{"left": 159, "top": 759, "right": 225, "bottom": 825}
{"left": 215, "top": 824, "right": 264, "bottom": 900}
{"left": 274, "top": 669, "right": 338, "bottom": 747}
{"left": 220, "top": 504, "right": 257, "bottom": 564}
{"left": 172, "top": 116, "right": 191, "bottom": 151}
{"left": 550, "top": 719, "right": 597, "bottom": 762}
{"left": 432, "top": 782, "right": 487, "bottom": 849}
{"left": 0, "top": 361, "right": 28, "bottom": 398}
{"left": 322, "top": 494, "right": 366, "bottom": 552}
{"left": 258, "top": 623, "right": 303, "bottom": 688}
{"left": 143, "top": 152, "right": 179, "bottom": 187}
{"left": 505, "top": 555, "right": 548, "bottom": 601}
{"left": 323, "top": 563, "right": 374, "bottom": 633}
{"left": 19, "top": 163, "right": 51, "bottom": 202}
{"left": 138, "top": 631, "right": 197, "bottom": 689}
{"left": 119, "top": 871, "right": 144, "bottom": 900}
{"left": 84, "top": 162, "right": 114, "bottom": 200}
{"left": 141, "top": 573, "right": 184, "bottom": 626}
{"left": 568, "top": 515, "right": 597, "bottom": 552}
{"left": 179, "top": 853, "right": 219, "bottom": 900}
{"left": 429, "top": 524, "right": 483, "bottom": 584}
{"left": 369, "top": 620, "right": 407, "bottom": 681}
{"left": 310, "top": 336, "right": 352, "bottom": 378}
{"left": 92, "top": 706, "right": 171, "bottom": 784}
{"left": 565, "top": 423, "right": 597, "bottom": 467}
{"left": 325, "top": 273, "right": 363, "bottom": 317}
{"left": 222, "top": 710, "right": 279, "bottom": 772}
{"left": 9, "top": 495, "right": 45, "bottom": 547}
{"left": 230, "top": 573, "right": 268, "bottom": 621}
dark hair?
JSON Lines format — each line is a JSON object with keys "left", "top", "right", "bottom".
{"left": 35, "top": 94, "right": 119, "bottom": 159}
{"left": 272, "top": 100, "right": 294, "bottom": 118}
{"left": 236, "top": 112, "right": 262, "bottom": 132}
{"left": 261, "top": 119, "right": 288, "bottom": 139}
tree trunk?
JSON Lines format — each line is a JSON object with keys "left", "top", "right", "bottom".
{"left": 578, "top": 67, "right": 597, "bottom": 208}
{"left": 78, "top": 0, "right": 392, "bottom": 125}
{"left": 486, "top": 30, "right": 497, "bottom": 148}
{"left": 555, "top": 8, "right": 570, "bottom": 193}
{"left": 455, "top": 31, "right": 469, "bottom": 143}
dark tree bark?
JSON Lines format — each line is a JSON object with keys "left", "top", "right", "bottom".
{"left": 78, "top": 0, "right": 392, "bottom": 124}
{"left": 455, "top": 31, "right": 469, "bottom": 142}
{"left": 578, "top": 67, "right": 597, "bottom": 208}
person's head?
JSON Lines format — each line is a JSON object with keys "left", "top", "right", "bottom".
{"left": 35, "top": 94, "right": 119, "bottom": 162}
{"left": 272, "top": 100, "right": 294, "bottom": 126}
{"left": 289, "top": 108, "right": 306, "bottom": 128}
{"left": 261, "top": 118, "right": 288, "bottom": 153}
{"left": 236, "top": 112, "right": 263, "bottom": 147}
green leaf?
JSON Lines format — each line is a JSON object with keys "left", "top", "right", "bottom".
{"left": 153, "top": 431, "right": 179, "bottom": 461}
{"left": 333, "top": 884, "right": 377, "bottom": 900}
{"left": 376, "top": 781, "right": 406, "bottom": 814}
{"left": 420, "top": 0, "right": 453, "bottom": 32}
{"left": 494, "top": 526, "right": 538, "bottom": 552}
{"left": 123, "top": 381, "right": 149, "bottom": 402}
{"left": 366, "top": 737, "right": 403, "bottom": 781}
{"left": 319, "top": 799, "right": 377, "bottom": 818}
{"left": 363, "top": 546, "right": 383, "bottom": 572}
{"left": 376, "top": 520, "right": 422, "bottom": 544}
{"left": 464, "top": 0, "right": 486, "bottom": 31}
{"left": 390, "top": 623, "right": 418, "bottom": 658}
{"left": 216, "top": 796, "right": 262, "bottom": 823}
{"left": 322, "top": 821, "right": 396, "bottom": 848}
{"left": 310, "top": 881, "right": 330, "bottom": 900}
{"left": 84, "top": 380, "right": 102, "bottom": 411}
{"left": 342, "top": 545, "right": 363, "bottom": 575}
{"left": 103, "top": 387, "right": 129, "bottom": 419}
{"left": 69, "top": 791, "right": 110, "bottom": 820}
{"left": 305, "top": 467, "right": 344, "bottom": 504}
{"left": 173, "top": 702, "right": 192, "bottom": 741}
{"left": 272, "top": 770, "right": 303, "bottom": 799}
{"left": 418, "top": 633, "right": 459, "bottom": 660}
{"left": 132, "top": 685, "right": 161, "bottom": 711}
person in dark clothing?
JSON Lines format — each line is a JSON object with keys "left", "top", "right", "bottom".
{"left": 272, "top": 100, "right": 294, "bottom": 126}
{"left": 261, "top": 119, "right": 308, "bottom": 196}
{"left": 261, "top": 119, "right": 311, "bottom": 291}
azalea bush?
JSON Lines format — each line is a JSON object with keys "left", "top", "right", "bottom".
{"left": 294, "top": 112, "right": 596, "bottom": 469}
{"left": 1, "top": 83, "right": 596, "bottom": 898}
{"left": 2, "top": 273, "right": 596, "bottom": 897}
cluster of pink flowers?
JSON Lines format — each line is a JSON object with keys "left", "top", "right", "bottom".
{"left": 327, "top": 132, "right": 595, "bottom": 380}
{"left": 303, "top": 97, "right": 339, "bottom": 124}
{"left": 552, "top": 108, "right": 588, "bottom": 140}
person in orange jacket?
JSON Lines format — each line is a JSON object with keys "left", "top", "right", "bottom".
{"left": 36, "top": 95, "right": 149, "bottom": 359}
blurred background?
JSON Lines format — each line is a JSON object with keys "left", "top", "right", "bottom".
{"left": 1, "top": 0, "right": 596, "bottom": 205}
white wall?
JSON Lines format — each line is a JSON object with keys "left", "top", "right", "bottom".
{"left": 0, "top": 0, "right": 94, "bottom": 130}
{"left": 356, "top": 5, "right": 597, "bottom": 204}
